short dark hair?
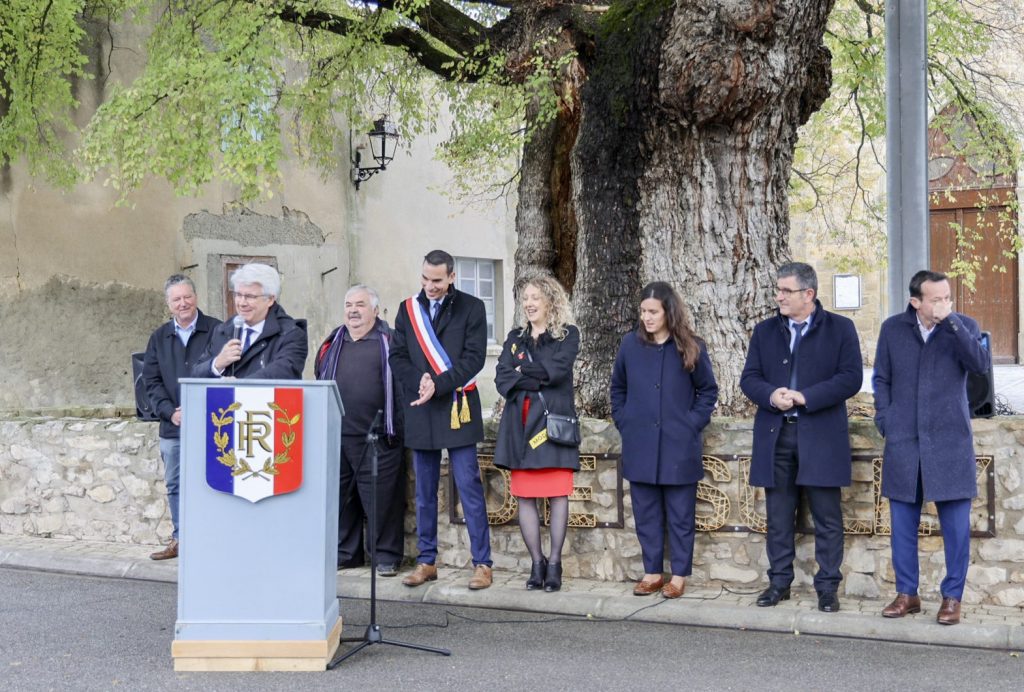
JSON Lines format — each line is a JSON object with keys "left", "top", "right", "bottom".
{"left": 909, "top": 270, "right": 948, "bottom": 298}
{"left": 777, "top": 262, "right": 818, "bottom": 294}
{"left": 423, "top": 250, "right": 455, "bottom": 274}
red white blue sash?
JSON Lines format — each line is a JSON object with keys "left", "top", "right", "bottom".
{"left": 405, "top": 296, "right": 477, "bottom": 391}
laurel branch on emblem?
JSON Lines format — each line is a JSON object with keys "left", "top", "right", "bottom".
{"left": 211, "top": 401, "right": 301, "bottom": 482}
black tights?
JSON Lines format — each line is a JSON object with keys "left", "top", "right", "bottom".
{"left": 517, "top": 496, "right": 569, "bottom": 564}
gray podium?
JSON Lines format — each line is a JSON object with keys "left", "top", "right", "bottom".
{"left": 172, "top": 379, "right": 343, "bottom": 672}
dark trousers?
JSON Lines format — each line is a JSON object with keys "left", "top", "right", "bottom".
{"left": 630, "top": 481, "right": 697, "bottom": 577}
{"left": 413, "top": 445, "right": 492, "bottom": 567}
{"left": 889, "top": 471, "right": 971, "bottom": 600}
{"left": 338, "top": 435, "right": 406, "bottom": 566}
{"left": 765, "top": 422, "right": 844, "bottom": 593}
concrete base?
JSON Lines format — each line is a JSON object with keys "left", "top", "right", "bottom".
{"left": 171, "top": 618, "right": 342, "bottom": 672}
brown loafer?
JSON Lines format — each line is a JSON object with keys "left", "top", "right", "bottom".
{"left": 149, "top": 539, "right": 178, "bottom": 561}
{"left": 633, "top": 577, "right": 664, "bottom": 596}
{"left": 662, "top": 579, "right": 685, "bottom": 599}
{"left": 468, "top": 565, "right": 493, "bottom": 590}
{"left": 937, "top": 596, "right": 961, "bottom": 625}
{"left": 882, "top": 593, "right": 921, "bottom": 618}
{"left": 401, "top": 563, "right": 438, "bottom": 587}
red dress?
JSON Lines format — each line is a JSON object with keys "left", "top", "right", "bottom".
{"left": 509, "top": 396, "right": 574, "bottom": 498}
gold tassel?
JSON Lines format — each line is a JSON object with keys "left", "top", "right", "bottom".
{"left": 450, "top": 396, "right": 461, "bottom": 430}
{"left": 459, "top": 389, "right": 471, "bottom": 424}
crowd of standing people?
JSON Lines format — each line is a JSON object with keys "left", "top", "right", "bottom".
{"left": 142, "top": 252, "right": 988, "bottom": 626}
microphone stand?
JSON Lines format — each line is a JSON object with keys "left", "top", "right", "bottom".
{"left": 329, "top": 412, "right": 450, "bottom": 667}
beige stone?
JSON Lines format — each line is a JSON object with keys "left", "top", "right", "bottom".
{"left": 710, "top": 563, "right": 758, "bottom": 583}
{"left": 967, "top": 565, "right": 1007, "bottom": 586}
{"left": 844, "top": 572, "right": 880, "bottom": 598}
{"left": 86, "top": 485, "right": 116, "bottom": 503}
{"left": 978, "top": 539, "right": 1024, "bottom": 563}
{"left": 994, "top": 587, "right": 1024, "bottom": 607}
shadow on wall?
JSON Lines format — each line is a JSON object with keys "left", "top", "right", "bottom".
{"left": 0, "top": 276, "right": 166, "bottom": 411}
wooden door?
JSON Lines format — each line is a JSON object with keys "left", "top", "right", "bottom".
{"left": 929, "top": 191, "right": 1019, "bottom": 363}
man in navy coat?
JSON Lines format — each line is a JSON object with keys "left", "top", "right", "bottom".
{"left": 142, "top": 274, "right": 220, "bottom": 560}
{"left": 741, "top": 262, "right": 863, "bottom": 613}
{"left": 873, "top": 270, "right": 988, "bottom": 625}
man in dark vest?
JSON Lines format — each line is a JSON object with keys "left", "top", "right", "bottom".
{"left": 390, "top": 250, "right": 493, "bottom": 589}
{"left": 315, "top": 284, "right": 405, "bottom": 576}
{"left": 142, "top": 274, "right": 220, "bottom": 560}
{"left": 874, "top": 270, "right": 988, "bottom": 625}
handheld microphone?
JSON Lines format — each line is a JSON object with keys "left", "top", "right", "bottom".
{"left": 232, "top": 315, "right": 245, "bottom": 342}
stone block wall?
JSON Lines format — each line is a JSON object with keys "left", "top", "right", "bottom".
{"left": 2, "top": 410, "right": 1023, "bottom": 605}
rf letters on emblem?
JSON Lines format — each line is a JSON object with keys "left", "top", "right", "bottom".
{"left": 206, "top": 387, "right": 304, "bottom": 503}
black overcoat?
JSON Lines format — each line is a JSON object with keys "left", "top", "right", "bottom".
{"left": 192, "top": 303, "right": 308, "bottom": 380}
{"left": 739, "top": 301, "right": 863, "bottom": 488}
{"left": 493, "top": 326, "right": 581, "bottom": 471}
{"left": 142, "top": 311, "right": 221, "bottom": 438}
{"left": 389, "top": 288, "right": 487, "bottom": 451}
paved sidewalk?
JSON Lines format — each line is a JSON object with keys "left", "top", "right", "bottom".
{"left": 2, "top": 534, "right": 1021, "bottom": 652}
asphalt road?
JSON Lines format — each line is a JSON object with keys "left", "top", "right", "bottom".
{"left": 1, "top": 567, "right": 1021, "bottom": 691}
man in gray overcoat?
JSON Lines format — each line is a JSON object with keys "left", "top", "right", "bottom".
{"left": 873, "top": 270, "right": 989, "bottom": 625}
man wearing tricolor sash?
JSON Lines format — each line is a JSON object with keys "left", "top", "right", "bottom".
{"left": 390, "top": 250, "right": 493, "bottom": 590}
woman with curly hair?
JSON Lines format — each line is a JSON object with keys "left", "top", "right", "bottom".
{"left": 611, "top": 281, "right": 718, "bottom": 599}
{"left": 494, "top": 274, "right": 580, "bottom": 592}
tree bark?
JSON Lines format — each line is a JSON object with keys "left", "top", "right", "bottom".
{"left": 512, "top": 0, "right": 836, "bottom": 415}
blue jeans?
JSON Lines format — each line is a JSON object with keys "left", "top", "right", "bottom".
{"left": 413, "top": 445, "right": 492, "bottom": 567}
{"left": 159, "top": 437, "right": 181, "bottom": 540}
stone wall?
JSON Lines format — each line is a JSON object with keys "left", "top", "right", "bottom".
{"left": 2, "top": 411, "right": 1023, "bottom": 605}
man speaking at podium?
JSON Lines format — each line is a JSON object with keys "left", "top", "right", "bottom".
{"left": 193, "top": 263, "right": 307, "bottom": 380}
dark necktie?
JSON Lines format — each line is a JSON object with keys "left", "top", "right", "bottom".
{"left": 431, "top": 301, "right": 441, "bottom": 324}
{"left": 242, "top": 328, "right": 254, "bottom": 352}
{"left": 788, "top": 322, "right": 806, "bottom": 390}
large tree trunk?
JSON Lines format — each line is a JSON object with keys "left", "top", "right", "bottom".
{"left": 514, "top": 0, "right": 835, "bottom": 416}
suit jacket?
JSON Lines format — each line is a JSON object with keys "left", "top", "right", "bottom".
{"left": 740, "top": 301, "right": 863, "bottom": 488}
{"left": 192, "top": 303, "right": 307, "bottom": 380}
{"left": 611, "top": 331, "right": 718, "bottom": 485}
{"left": 873, "top": 306, "right": 988, "bottom": 502}
{"left": 142, "top": 311, "right": 221, "bottom": 438}
{"left": 493, "top": 325, "right": 581, "bottom": 472}
{"left": 389, "top": 288, "right": 487, "bottom": 450}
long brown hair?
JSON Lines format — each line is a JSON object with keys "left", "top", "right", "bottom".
{"left": 638, "top": 281, "right": 701, "bottom": 372}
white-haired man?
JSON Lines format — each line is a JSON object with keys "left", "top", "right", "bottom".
{"left": 193, "top": 263, "right": 307, "bottom": 379}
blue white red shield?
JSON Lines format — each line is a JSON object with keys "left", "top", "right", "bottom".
{"left": 205, "top": 386, "right": 303, "bottom": 503}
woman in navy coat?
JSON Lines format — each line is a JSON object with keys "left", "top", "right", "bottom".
{"left": 494, "top": 275, "right": 580, "bottom": 592}
{"left": 610, "top": 282, "right": 718, "bottom": 598}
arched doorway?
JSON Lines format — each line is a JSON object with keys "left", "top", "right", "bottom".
{"left": 928, "top": 106, "right": 1019, "bottom": 363}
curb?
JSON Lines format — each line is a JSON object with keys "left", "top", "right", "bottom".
{"left": 2, "top": 542, "right": 1021, "bottom": 652}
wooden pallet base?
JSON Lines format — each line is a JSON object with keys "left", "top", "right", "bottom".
{"left": 172, "top": 618, "right": 343, "bottom": 672}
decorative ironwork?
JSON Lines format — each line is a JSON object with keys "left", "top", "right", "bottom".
{"left": 696, "top": 455, "right": 732, "bottom": 532}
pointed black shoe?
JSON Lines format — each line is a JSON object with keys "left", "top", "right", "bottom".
{"left": 543, "top": 562, "right": 563, "bottom": 592}
{"left": 756, "top": 585, "right": 791, "bottom": 607}
{"left": 526, "top": 558, "right": 547, "bottom": 590}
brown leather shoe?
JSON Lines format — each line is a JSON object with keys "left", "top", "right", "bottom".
{"left": 937, "top": 596, "right": 961, "bottom": 625}
{"left": 882, "top": 593, "right": 921, "bottom": 618}
{"left": 468, "top": 565, "right": 493, "bottom": 590}
{"left": 633, "top": 577, "right": 664, "bottom": 596}
{"left": 661, "top": 578, "right": 685, "bottom": 599}
{"left": 401, "top": 563, "right": 438, "bottom": 587}
{"left": 149, "top": 539, "right": 178, "bottom": 561}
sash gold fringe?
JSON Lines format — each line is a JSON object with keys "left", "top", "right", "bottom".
{"left": 450, "top": 396, "right": 461, "bottom": 430}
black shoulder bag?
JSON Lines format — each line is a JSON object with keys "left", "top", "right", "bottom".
{"left": 524, "top": 347, "right": 580, "bottom": 447}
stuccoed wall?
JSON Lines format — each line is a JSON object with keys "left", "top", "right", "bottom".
{"left": 2, "top": 412, "right": 1023, "bottom": 605}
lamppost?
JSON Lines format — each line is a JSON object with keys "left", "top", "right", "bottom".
{"left": 351, "top": 118, "right": 399, "bottom": 190}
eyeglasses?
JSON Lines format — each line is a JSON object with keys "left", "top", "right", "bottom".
{"left": 775, "top": 287, "right": 810, "bottom": 297}
{"left": 233, "top": 292, "right": 267, "bottom": 302}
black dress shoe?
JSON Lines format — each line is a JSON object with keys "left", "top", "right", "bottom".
{"left": 376, "top": 563, "right": 400, "bottom": 577}
{"left": 526, "top": 558, "right": 547, "bottom": 590}
{"left": 543, "top": 562, "right": 563, "bottom": 592}
{"left": 817, "top": 591, "right": 840, "bottom": 613}
{"left": 756, "top": 585, "right": 791, "bottom": 607}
